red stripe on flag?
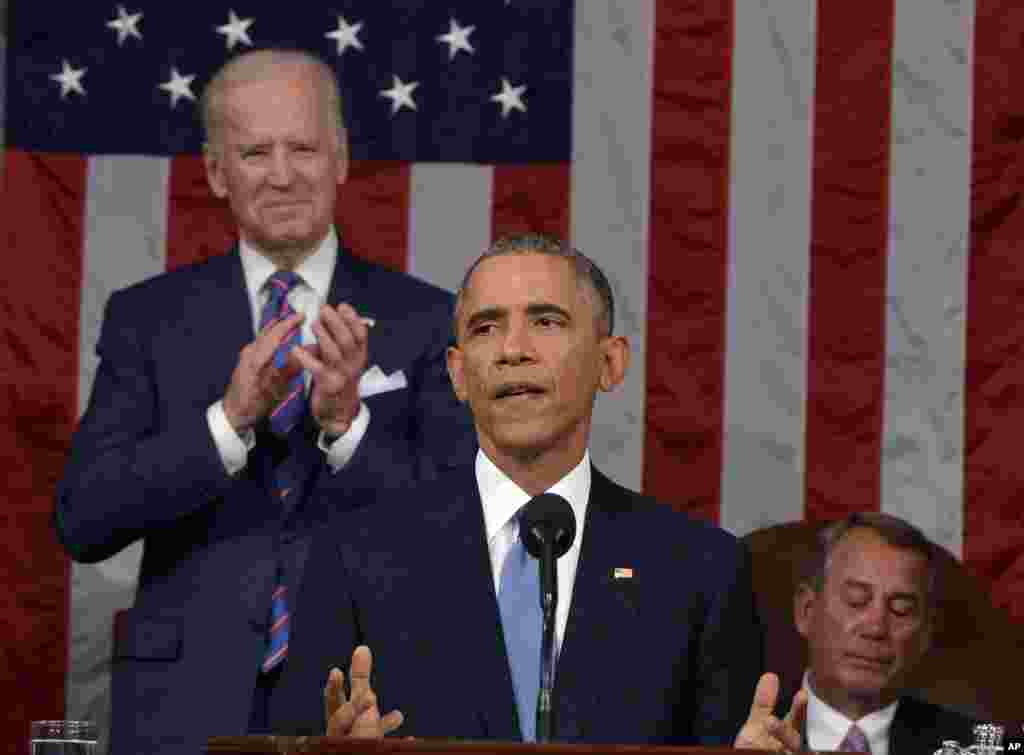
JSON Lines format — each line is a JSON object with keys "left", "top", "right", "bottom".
{"left": 965, "top": 0, "right": 1024, "bottom": 623}
{"left": 492, "top": 164, "right": 571, "bottom": 241}
{"left": 803, "top": 3, "right": 895, "bottom": 521}
{"left": 643, "top": 0, "right": 734, "bottom": 522}
{"left": 166, "top": 156, "right": 236, "bottom": 271}
{"left": 0, "top": 150, "right": 86, "bottom": 748}
{"left": 337, "top": 161, "right": 411, "bottom": 272}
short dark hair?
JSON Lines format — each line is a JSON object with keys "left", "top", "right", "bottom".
{"left": 802, "top": 512, "right": 940, "bottom": 607}
{"left": 453, "top": 233, "right": 616, "bottom": 340}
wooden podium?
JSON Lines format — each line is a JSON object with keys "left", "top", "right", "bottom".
{"left": 207, "top": 738, "right": 747, "bottom": 755}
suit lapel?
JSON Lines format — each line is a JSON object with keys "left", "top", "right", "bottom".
{"left": 418, "top": 468, "right": 521, "bottom": 740}
{"left": 552, "top": 469, "right": 639, "bottom": 741}
{"left": 192, "top": 249, "right": 254, "bottom": 404}
{"left": 889, "top": 699, "right": 931, "bottom": 755}
{"left": 325, "top": 244, "right": 361, "bottom": 311}
{"left": 328, "top": 245, "right": 409, "bottom": 376}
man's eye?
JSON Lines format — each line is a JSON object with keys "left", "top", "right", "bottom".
{"left": 843, "top": 585, "right": 871, "bottom": 607}
{"left": 535, "top": 316, "right": 560, "bottom": 328}
{"left": 242, "top": 149, "right": 267, "bottom": 159}
{"left": 471, "top": 323, "right": 495, "bottom": 336}
{"left": 888, "top": 597, "right": 918, "bottom": 617}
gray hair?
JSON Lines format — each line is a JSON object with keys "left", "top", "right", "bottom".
{"left": 201, "top": 48, "right": 347, "bottom": 157}
{"left": 454, "top": 233, "right": 616, "bottom": 340}
{"left": 802, "top": 512, "right": 940, "bottom": 608}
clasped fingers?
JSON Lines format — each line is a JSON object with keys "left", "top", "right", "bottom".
{"left": 223, "top": 313, "right": 305, "bottom": 432}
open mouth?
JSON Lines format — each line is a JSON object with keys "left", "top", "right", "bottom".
{"left": 494, "top": 382, "right": 546, "bottom": 399}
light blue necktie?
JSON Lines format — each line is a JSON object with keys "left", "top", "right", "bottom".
{"left": 497, "top": 513, "right": 542, "bottom": 742}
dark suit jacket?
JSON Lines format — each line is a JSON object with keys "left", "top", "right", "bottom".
{"left": 275, "top": 462, "right": 763, "bottom": 745}
{"left": 889, "top": 697, "right": 977, "bottom": 754}
{"left": 54, "top": 245, "right": 475, "bottom": 755}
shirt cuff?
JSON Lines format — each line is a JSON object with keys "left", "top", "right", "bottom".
{"left": 207, "top": 400, "right": 254, "bottom": 476}
{"left": 319, "top": 401, "right": 370, "bottom": 472}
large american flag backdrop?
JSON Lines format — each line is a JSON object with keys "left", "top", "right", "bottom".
{"left": 2, "top": 0, "right": 1022, "bottom": 752}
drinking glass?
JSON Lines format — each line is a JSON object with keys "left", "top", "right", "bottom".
{"left": 29, "top": 721, "right": 97, "bottom": 755}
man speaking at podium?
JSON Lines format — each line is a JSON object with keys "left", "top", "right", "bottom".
{"left": 276, "top": 234, "right": 777, "bottom": 745}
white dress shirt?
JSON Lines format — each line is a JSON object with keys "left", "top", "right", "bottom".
{"left": 477, "top": 448, "right": 590, "bottom": 660}
{"left": 206, "top": 227, "right": 370, "bottom": 475}
{"left": 804, "top": 672, "right": 899, "bottom": 755}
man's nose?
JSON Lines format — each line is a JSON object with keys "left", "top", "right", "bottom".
{"left": 498, "top": 321, "right": 535, "bottom": 365}
{"left": 858, "top": 600, "right": 891, "bottom": 638}
{"left": 267, "top": 149, "right": 295, "bottom": 186}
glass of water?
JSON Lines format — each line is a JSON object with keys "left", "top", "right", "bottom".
{"left": 30, "top": 721, "right": 97, "bottom": 755}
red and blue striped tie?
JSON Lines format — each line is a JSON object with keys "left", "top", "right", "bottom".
{"left": 261, "top": 271, "right": 306, "bottom": 437}
{"left": 258, "top": 270, "right": 304, "bottom": 673}
{"left": 262, "top": 583, "right": 289, "bottom": 673}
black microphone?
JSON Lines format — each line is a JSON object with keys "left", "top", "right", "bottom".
{"left": 519, "top": 493, "right": 576, "bottom": 744}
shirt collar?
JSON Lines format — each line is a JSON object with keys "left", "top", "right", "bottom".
{"left": 239, "top": 226, "right": 338, "bottom": 303}
{"left": 477, "top": 449, "right": 591, "bottom": 543}
{"left": 803, "top": 671, "right": 900, "bottom": 753}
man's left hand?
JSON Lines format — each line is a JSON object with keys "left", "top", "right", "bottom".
{"left": 293, "top": 302, "right": 369, "bottom": 437}
{"left": 324, "top": 645, "right": 404, "bottom": 739}
{"left": 734, "top": 672, "right": 807, "bottom": 751}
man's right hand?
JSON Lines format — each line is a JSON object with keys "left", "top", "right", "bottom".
{"left": 324, "top": 645, "right": 404, "bottom": 739}
{"left": 734, "top": 672, "right": 807, "bottom": 751}
{"left": 223, "top": 313, "right": 305, "bottom": 434}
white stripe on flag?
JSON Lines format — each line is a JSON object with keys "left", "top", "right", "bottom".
{"left": 407, "top": 163, "right": 493, "bottom": 292}
{"left": 880, "top": 0, "right": 975, "bottom": 558}
{"left": 69, "top": 155, "right": 171, "bottom": 751}
{"left": 720, "top": 0, "right": 817, "bottom": 536}
{"left": 571, "top": 0, "right": 653, "bottom": 491}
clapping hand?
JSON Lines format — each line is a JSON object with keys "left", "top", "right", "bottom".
{"left": 293, "top": 303, "right": 370, "bottom": 438}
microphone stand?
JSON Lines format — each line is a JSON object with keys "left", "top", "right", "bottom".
{"left": 536, "top": 537, "right": 557, "bottom": 744}
{"left": 520, "top": 492, "right": 575, "bottom": 744}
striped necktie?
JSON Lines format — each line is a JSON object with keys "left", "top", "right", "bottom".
{"left": 258, "top": 270, "right": 304, "bottom": 673}
{"left": 260, "top": 270, "right": 306, "bottom": 436}
{"left": 839, "top": 723, "right": 872, "bottom": 753}
{"left": 261, "top": 583, "right": 289, "bottom": 673}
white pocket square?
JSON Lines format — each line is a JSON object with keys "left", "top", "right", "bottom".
{"left": 358, "top": 366, "right": 408, "bottom": 398}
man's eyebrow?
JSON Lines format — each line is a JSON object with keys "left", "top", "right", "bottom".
{"left": 525, "top": 303, "right": 571, "bottom": 320}
{"left": 464, "top": 306, "right": 506, "bottom": 331}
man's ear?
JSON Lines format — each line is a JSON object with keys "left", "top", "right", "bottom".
{"left": 203, "top": 143, "right": 228, "bottom": 199}
{"left": 598, "top": 335, "right": 631, "bottom": 393}
{"left": 446, "top": 345, "right": 468, "bottom": 403}
{"left": 794, "top": 582, "right": 817, "bottom": 639}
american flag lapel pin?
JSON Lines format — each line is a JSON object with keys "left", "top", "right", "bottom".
{"left": 612, "top": 567, "right": 634, "bottom": 580}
